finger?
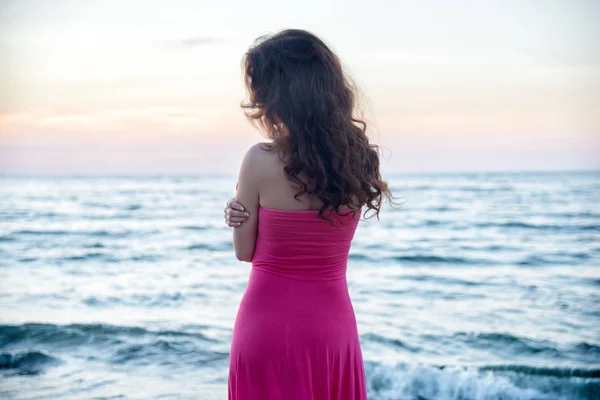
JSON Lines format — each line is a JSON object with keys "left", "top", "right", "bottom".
{"left": 230, "top": 201, "right": 245, "bottom": 212}
{"left": 226, "top": 198, "right": 235, "bottom": 208}
{"left": 228, "top": 216, "right": 248, "bottom": 222}
{"left": 227, "top": 221, "right": 242, "bottom": 227}
{"left": 229, "top": 210, "right": 250, "bottom": 218}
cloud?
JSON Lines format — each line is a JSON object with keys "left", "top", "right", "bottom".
{"left": 0, "top": 106, "right": 236, "bottom": 141}
{"left": 164, "top": 36, "right": 222, "bottom": 49}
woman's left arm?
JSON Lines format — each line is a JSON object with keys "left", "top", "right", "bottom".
{"left": 232, "top": 145, "right": 262, "bottom": 262}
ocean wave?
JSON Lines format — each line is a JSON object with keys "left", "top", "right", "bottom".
{"left": 11, "top": 229, "right": 71, "bottom": 236}
{"left": 517, "top": 253, "right": 593, "bottom": 266}
{"left": 10, "top": 229, "right": 135, "bottom": 238}
{"left": 81, "top": 214, "right": 139, "bottom": 220}
{"left": 391, "top": 255, "right": 492, "bottom": 264}
{"left": 349, "top": 253, "right": 496, "bottom": 265}
{"left": 416, "top": 332, "right": 599, "bottom": 360}
{"left": 480, "top": 364, "right": 600, "bottom": 378}
{"left": 457, "top": 332, "right": 559, "bottom": 355}
{"left": 186, "top": 243, "right": 214, "bottom": 250}
{"left": 361, "top": 333, "right": 421, "bottom": 352}
{"left": 51, "top": 253, "right": 162, "bottom": 263}
{"left": 186, "top": 242, "right": 232, "bottom": 251}
{"left": 82, "top": 291, "right": 205, "bottom": 308}
{"left": 130, "top": 254, "right": 162, "bottom": 262}
{"left": 59, "top": 252, "right": 120, "bottom": 262}
{"left": 364, "top": 361, "right": 598, "bottom": 400}
{"left": 17, "top": 257, "right": 38, "bottom": 263}
{"left": 475, "top": 221, "right": 600, "bottom": 232}
{"left": 0, "top": 323, "right": 227, "bottom": 372}
{"left": 455, "top": 185, "right": 515, "bottom": 192}
{"left": 179, "top": 225, "right": 211, "bottom": 231}
{"left": 0, "top": 324, "right": 121, "bottom": 349}
{"left": 572, "top": 342, "right": 600, "bottom": 355}
{"left": 536, "top": 211, "right": 600, "bottom": 220}
{"left": 457, "top": 244, "right": 522, "bottom": 252}
{"left": 425, "top": 206, "right": 459, "bottom": 212}
{"left": 399, "top": 274, "right": 482, "bottom": 286}
{"left": 0, "top": 323, "right": 217, "bottom": 349}
{"left": 83, "top": 242, "right": 105, "bottom": 248}
{"left": 583, "top": 278, "right": 600, "bottom": 286}
{"left": 109, "top": 340, "right": 228, "bottom": 367}
{"left": 0, "top": 351, "right": 62, "bottom": 375}
{"left": 351, "top": 251, "right": 594, "bottom": 267}
{"left": 1, "top": 211, "right": 64, "bottom": 220}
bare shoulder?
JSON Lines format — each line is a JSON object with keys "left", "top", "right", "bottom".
{"left": 242, "top": 142, "right": 279, "bottom": 168}
{"left": 245, "top": 142, "right": 271, "bottom": 157}
{"left": 239, "top": 142, "right": 279, "bottom": 178}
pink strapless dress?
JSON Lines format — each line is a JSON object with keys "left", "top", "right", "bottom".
{"left": 228, "top": 206, "right": 367, "bottom": 400}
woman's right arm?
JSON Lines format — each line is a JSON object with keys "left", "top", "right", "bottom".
{"left": 231, "top": 145, "right": 262, "bottom": 262}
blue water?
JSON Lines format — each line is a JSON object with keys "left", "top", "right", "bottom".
{"left": 0, "top": 172, "right": 599, "bottom": 400}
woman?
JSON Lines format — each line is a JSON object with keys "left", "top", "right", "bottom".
{"left": 224, "top": 29, "right": 392, "bottom": 400}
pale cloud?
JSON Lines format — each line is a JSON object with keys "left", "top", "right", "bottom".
{"left": 0, "top": 107, "right": 240, "bottom": 141}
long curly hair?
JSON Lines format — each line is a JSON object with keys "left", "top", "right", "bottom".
{"left": 241, "top": 29, "right": 393, "bottom": 221}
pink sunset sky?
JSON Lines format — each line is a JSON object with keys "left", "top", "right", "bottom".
{"left": 0, "top": 0, "right": 598, "bottom": 174}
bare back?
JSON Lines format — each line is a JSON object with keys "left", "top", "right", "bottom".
{"left": 254, "top": 143, "right": 325, "bottom": 211}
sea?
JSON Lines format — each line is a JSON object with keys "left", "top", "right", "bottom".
{"left": 0, "top": 172, "right": 599, "bottom": 400}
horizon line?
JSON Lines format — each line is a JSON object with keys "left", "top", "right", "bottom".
{"left": 1, "top": 169, "right": 598, "bottom": 179}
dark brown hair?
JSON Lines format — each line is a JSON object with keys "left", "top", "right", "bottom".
{"left": 242, "top": 29, "right": 393, "bottom": 221}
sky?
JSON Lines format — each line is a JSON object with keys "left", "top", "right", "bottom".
{"left": 0, "top": 0, "right": 598, "bottom": 174}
